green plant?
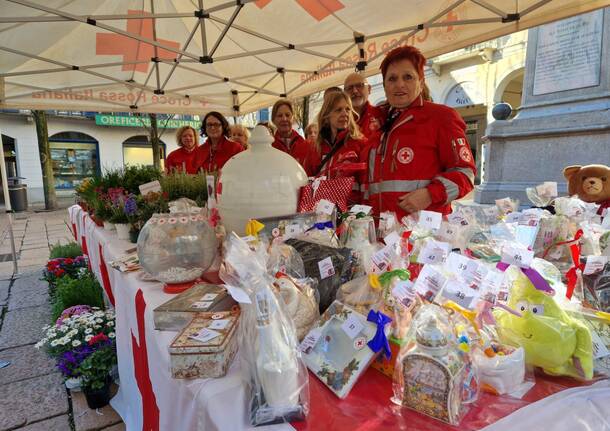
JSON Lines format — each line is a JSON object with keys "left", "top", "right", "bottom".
{"left": 79, "top": 343, "right": 117, "bottom": 390}
{"left": 49, "top": 242, "right": 83, "bottom": 259}
{"left": 122, "top": 165, "right": 163, "bottom": 195}
{"left": 51, "top": 274, "right": 105, "bottom": 322}
{"left": 160, "top": 171, "right": 208, "bottom": 206}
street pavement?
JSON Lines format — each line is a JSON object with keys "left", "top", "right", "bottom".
{"left": 0, "top": 208, "right": 124, "bottom": 431}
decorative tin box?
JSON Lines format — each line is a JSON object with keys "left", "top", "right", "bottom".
{"left": 153, "top": 283, "right": 237, "bottom": 331}
{"left": 169, "top": 313, "right": 239, "bottom": 379}
{"left": 301, "top": 301, "right": 383, "bottom": 398}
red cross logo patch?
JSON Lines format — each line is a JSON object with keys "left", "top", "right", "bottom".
{"left": 397, "top": 147, "right": 414, "bottom": 164}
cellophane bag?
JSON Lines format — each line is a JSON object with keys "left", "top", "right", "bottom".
{"left": 581, "top": 260, "right": 610, "bottom": 312}
{"left": 267, "top": 243, "right": 306, "bottom": 279}
{"left": 391, "top": 304, "right": 477, "bottom": 425}
{"left": 220, "top": 233, "right": 309, "bottom": 426}
{"left": 340, "top": 216, "right": 378, "bottom": 276}
{"left": 272, "top": 273, "right": 320, "bottom": 342}
{"left": 336, "top": 275, "right": 381, "bottom": 315}
{"left": 285, "top": 238, "right": 355, "bottom": 313}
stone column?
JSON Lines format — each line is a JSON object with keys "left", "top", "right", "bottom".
{"left": 475, "top": 7, "right": 610, "bottom": 205}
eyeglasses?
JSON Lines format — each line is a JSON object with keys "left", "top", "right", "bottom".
{"left": 206, "top": 122, "right": 222, "bottom": 129}
{"left": 345, "top": 82, "right": 366, "bottom": 92}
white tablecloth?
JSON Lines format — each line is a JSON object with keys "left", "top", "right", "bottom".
{"left": 69, "top": 205, "right": 291, "bottom": 431}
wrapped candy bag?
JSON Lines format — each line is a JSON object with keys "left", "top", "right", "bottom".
{"left": 220, "top": 234, "right": 309, "bottom": 426}
{"left": 392, "top": 304, "right": 477, "bottom": 425}
{"left": 272, "top": 274, "right": 319, "bottom": 341}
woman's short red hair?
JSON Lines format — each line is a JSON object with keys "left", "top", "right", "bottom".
{"left": 380, "top": 45, "right": 426, "bottom": 81}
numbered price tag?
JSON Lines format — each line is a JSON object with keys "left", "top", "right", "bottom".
{"left": 446, "top": 252, "right": 478, "bottom": 280}
{"left": 299, "top": 328, "right": 322, "bottom": 353}
{"left": 442, "top": 280, "right": 480, "bottom": 310}
{"left": 315, "top": 199, "right": 335, "bottom": 216}
{"left": 501, "top": 244, "right": 534, "bottom": 268}
{"left": 584, "top": 256, "right": 609, "bottom": 275}
{"left": 418, "top": 210, "right": 442, "bottom": 230}
{"left": 483, "top": 206, "right": 500, "bottom": 218}
{"left": 417, "top": 240, "right": 450, "bottom": 265}
{"left": 318, "top": 256, "right": 335, "bottom": 279}
{"left": 284, "top": 224, "right": 303, "bottom": 239}
{"left": 436, "top": 221, "right": 457, "bottom": 243}
{"left": 413, "top": 265, "right": 447, "bottom": 302}
{"left": 208, "top": 319, "right": 230, "bottom": 330}
{"left": 350, "top": 204, "right": 372, "bottom": 215}
{"left": 447, "top": 213, "right": 469, "bottom": 226}
{"left": 480, "top": 270, "right": 506, "bottom": 303}
{"left": 189, "top": 328, "right": 221, "bottom": 344}
{"left": 383, "top": 231, "right": 401, "bottom": 246}
{"left": 341, "top": 315, "right": 364, "bottom": 339}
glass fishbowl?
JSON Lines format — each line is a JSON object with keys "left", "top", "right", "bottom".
{"left": 137, "top": 211, "right": 218, "bottom": 293}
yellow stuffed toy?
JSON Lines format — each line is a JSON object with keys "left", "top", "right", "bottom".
{"left": 495, "top": 271, "right": 593, "bottom": 380}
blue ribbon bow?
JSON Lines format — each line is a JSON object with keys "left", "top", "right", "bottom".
{"left": 307, "top": 221, "right": 333, "bottom": 231}
{"left": 366, "top": 310, "right": 392, "bottom": 359}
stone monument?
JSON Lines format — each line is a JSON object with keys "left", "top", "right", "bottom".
{"left": 475, "top": 7, "right": 610, "bottom": 205}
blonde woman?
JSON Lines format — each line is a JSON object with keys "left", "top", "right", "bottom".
{"left": 166, "top": 125, "right": 200, "bottom": 174}
{"left": 304, "top": 123, "right": 318, "bottom": 144}
{"left": 230, "top": 124, "right": 251, "bottom": 149}
{"left": 315, "top": 90, "right": 367, "bottom": 179}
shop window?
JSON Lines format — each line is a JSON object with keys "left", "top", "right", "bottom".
{"left": 49, "top": 131, "right": 99, "bottom": 190}
{"left": 122, "top": 135, "right": 166, "bottom": 169}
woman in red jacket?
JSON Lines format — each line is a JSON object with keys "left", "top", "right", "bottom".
{"left": 315, "top": 90, "right": 368, "bottom": 205}
{"left": 271, "top": 99, "right": 318, "bottom": 176}
{"left": 365, "top": 46, "right": 476, "bottom": 219}
{"left": 165, "top": 126, "right": 200, "bottom": 174}
{"left": 197, "top": 112, "right": 244, "bottom": 174}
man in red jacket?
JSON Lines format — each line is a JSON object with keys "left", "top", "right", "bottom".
{"left": 344, "top": 72, "right": 386, "bottom": 142}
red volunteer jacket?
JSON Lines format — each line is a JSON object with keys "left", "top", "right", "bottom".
{"left": 317, "top": 129, "right": 368, "bottom": 205}
{"left": 365, "top": 95, "right": 476, "bottom": 219}
{"left": 272, "top": 130, "right": 318, "bottom": 176}
{"left": 165, "top": 146, "right": 201, "bottom": 174}
{"left": 197, "top": 136, "right": 244, "bottom": 173}
{"left": 357, "top": 101, "right": 386, "bottom": 142}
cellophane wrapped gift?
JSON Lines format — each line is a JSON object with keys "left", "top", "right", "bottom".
{"left": 220, "top": 233, "right": 309, "bottom": 427}
{"left": 581, "top": 260, "right": 610, "bottom": 312}
{"left": 300, "top": 300, "right": 392, "bottom": 398}
{"left": 267, "top": 243, "right": 306, "bottom": 279}
{"left": 272, "top": 273, "right": 320, "bottom": 341}
{"left": 392, "top": 304, "right": 477, "bottom": 425}
{"left": 340, "top": 216, "right": 378, "bottom": 276}
{"left": 336, "top": 276, "right": 381, "bottom": 315}
{"left": 285, "top": 238, "right": 355, "bottom": 313}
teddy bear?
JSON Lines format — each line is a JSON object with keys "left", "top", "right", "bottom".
{"left": 563, "top": 164, "right": 610, "bottom": 216}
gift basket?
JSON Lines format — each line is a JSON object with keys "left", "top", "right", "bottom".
{"left": 220, "top": 233, "right": 309, "bottom": 426}
{"left": 138, "top": 210, "right": 218, "bottom": 293}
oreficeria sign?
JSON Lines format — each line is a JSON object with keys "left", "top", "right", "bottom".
{"left": 95, "top": 114, "right": 200, "bottom": 129}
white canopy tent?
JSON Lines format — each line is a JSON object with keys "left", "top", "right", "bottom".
{"left": 1, "top": 0, "right": 609, "bottom": 116}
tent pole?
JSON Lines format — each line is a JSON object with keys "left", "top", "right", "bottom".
{"left": 0, "top": 125, "right": 19, "bottom": 278}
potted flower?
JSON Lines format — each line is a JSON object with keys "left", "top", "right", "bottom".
{"left": 36, "top": 307, "right": 116, "bottom": 395}
{"left": 79, "top": 340, "right": 117, "bottom": 409}
{"left": 42, "top": 256, "right": 89, "bottom": 289}
{"left": 123, "top": 193, "right": 140, "bottom": 243}
{"left": 107, "top": 188, "right": 131, "bottom": 240}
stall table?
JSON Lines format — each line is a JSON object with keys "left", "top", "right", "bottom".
{"left": 68, "top": 205, "right": 610, "bottom": 431}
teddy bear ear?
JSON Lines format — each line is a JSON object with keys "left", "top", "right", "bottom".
{"left": 563, "top": 165, "right": 581, "bottom": 181}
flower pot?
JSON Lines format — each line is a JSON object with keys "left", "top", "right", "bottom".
{"left": 103, "top": 221, "right": 115, "bottom": 231}
{"left": 129, "top": 229, "right": 140, "bottom": 244}
{"left": 83, "top": 378, "right": 112, "bottom": 409}
{"left": 115, "top": 223, "right": 130, "bottom": 240}
{"left": 65, "top": 376, "right": 82, "bottom": 391}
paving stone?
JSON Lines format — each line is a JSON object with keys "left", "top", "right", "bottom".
{"left": 16, "top": 258, "right": 49, "bottom": 269}
{"left": 0, "top": 305, "right": 50, "bottom": 350}
{"left": 72, "top": 384, "right": 122, "bottom": 431}
{"left": 0, "top": 344, "right": 56, "bottom": 385}
{"left": 0, "top": 280, "right": 9, "bottom": 306}
{"left": 19, "top": 250, "right": 50, "bottom": 261}
{"left": 16, "top": 415, "right": 71, "bottom": 431}
{"left": 100, "top": 423, "right": 126, "bottom": 431}
{"left": 12, "top": 272, "right": 47, "bottom": 293}
{"left": 8, "top": 287, "right": 49, "bottom": 311}
{"left": 0, "top": 373, "right": 68, "bottom": 430}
